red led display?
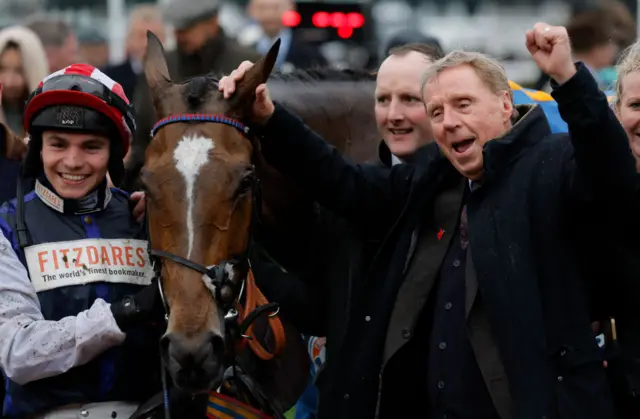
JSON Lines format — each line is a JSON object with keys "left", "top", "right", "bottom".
{"left": 282, "top": 9, "right": 366, "bottom": 39}
{"left": 281, "top": 10, "right": 301, "bottom": 27}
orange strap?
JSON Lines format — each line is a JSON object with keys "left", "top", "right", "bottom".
{"left": 235, "top": 270, "right": 286, "bottom": 361}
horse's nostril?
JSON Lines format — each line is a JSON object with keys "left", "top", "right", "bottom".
{"left": 163, "top": 331, "right": 226, "bottom": 391}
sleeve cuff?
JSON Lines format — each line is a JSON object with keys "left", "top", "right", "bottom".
{"left": 264, "top": 102, "right": 296, "bottom": 129}
{"left": 258, "top": 102, "right": 310, "bottom": 141}
{"left": 246, "top": 102, "right": 287, "bottom": 137}
{"left": 550, "top": 62, "right": 599, "bottom": 105}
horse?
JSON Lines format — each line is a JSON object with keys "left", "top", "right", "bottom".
{"left": 134, "top": 34, "right": 319, "bottom": 418}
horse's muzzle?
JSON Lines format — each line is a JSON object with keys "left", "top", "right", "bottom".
{"left": 161, "top": 330, "right": 226, "bottom": 392}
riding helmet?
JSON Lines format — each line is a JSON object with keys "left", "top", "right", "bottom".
{"left": 22, "top": 63, "right": 136, "bottom": 187}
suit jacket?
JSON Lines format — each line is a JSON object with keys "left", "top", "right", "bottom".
{"left": 381, "top": 178, "right": 511, "bottom": 419}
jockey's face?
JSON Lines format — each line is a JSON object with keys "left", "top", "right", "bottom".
{"left": 615, "top": 71, "right": 640, "bottom": 172}
{"left": 41, "top": 131, "right": 110, "bottom": 199}
{"left": 424, "top": 64, "right": 512, "bottom": 181}
{"left": 375, "top": 51, "right": 434, "bottom": 159}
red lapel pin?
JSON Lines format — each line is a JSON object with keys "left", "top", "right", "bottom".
{"left": 437, "top": 228, "right": 445, "bottom": 240}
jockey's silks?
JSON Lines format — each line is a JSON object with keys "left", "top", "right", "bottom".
{"left": 0, "top": 184, "right": 160, "bottom": 417}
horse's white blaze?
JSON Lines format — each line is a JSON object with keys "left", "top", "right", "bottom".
{"left": 173, "top": 135, "right": 215, "bottom": 258}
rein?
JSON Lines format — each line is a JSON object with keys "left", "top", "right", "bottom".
{"left": 144, "top": 113, "right": 286, "bottom": 418}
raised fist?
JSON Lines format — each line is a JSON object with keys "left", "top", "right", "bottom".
{"left": 526, "top": 22, "right": 577, "bottom": 85}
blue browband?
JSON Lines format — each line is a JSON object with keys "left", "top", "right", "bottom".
{"left": 150, "top": 114, "right": 250, "bottom": 137}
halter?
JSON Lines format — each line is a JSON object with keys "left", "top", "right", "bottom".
{"left": 150, "top": 114, "right": 250, "bottom": 138}
{"left": 143, "top": 113, "right": 285, "bottom": 419}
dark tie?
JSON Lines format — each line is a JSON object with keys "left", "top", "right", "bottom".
{"left": 460, "top": 205, "right": 469, "bottom": 250}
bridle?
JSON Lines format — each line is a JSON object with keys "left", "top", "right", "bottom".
{"left": 145, "top": 114, "right": 286, "bottom": 418}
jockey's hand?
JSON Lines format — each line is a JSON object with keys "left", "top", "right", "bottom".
{"left": 130, "top": 191, "right": 146, "bottom": 223}
{"left": 110, "top": 280, "right": 166, "bottom": 330}
{"left": 218, "top": 61, "right": 275, "bottom": 125}
{"left": 526, "top": 22, "right": 576, "bottom": 85}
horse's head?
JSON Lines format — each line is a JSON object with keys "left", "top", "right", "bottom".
{"left": 141, "top": 31, "right": 279, "bottom": 392}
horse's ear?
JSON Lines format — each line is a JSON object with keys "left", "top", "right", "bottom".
{"left": 143, "top": 30, "right": 172, "bottom": 117}
{"left": 0, "top": 122, "right": 27, "bottom": 161}
{"left": 228, "top": 39, "right": 280, "bottom": 116}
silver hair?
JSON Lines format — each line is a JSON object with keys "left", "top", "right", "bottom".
{"left": 420, "top": 50, "right": 514, "bottom": 104}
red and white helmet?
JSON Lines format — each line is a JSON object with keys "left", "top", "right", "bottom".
{"left": 23, "top": 63, "right": 136, "bottom": 157}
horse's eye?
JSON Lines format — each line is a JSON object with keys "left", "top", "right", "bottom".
{"left": 238, "top": 174, "right": 255, "bottom": 195}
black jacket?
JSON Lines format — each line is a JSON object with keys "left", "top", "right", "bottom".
{"left": 582, "top": 174, "right": 640, "bottom": 418}
{"left": 251, "top": 142, "right": 398, "bottom": 336}
{"left": 252, "top": 139, "right": 434, "bottom": 355}
{"left": 255, "top": 63, "right": 638, "bottom": 419}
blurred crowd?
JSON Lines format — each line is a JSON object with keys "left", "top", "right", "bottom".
{"left": 0, "top": 0, "right": 636, "bottom": 147}
{"left": 0, "top": 0, "right": 330, "bottom": 155}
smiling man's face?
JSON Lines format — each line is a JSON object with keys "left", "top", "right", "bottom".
{"left": 424, "top": 64, "right": 512, "bottom": 180}
{"left": 41, "top": 130, "right": 110, "bottom": 198}
{"left": 375, "top": 51, "right": 434, "bottom": 158}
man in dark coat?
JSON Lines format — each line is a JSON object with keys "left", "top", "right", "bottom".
{"left": 281, "top": 42, "right": 445, "bottom": 419}
{"left": 219, "top": 21, "right": 638, "bottom": 419}
{"left": 124, "top": 0, "right": 261, "bottom": 192}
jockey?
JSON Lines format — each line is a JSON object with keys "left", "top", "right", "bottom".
{"left": 0, "top": 64, "right": 164, "bottom": 419}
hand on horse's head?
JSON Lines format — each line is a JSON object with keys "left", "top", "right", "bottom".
{"left": 219, "top": 60, "right": 275, "bottom": 125}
